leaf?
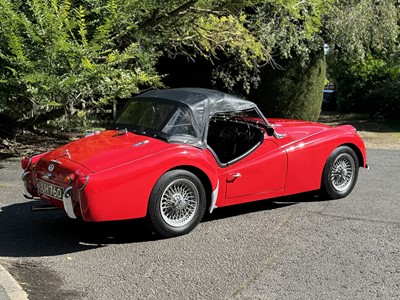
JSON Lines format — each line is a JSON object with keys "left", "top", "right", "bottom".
{"left": 48, "top": 101, "right": 63, "bottom": 107}
{"left": 82, "top": 57, "right": 94, "bottom": 71}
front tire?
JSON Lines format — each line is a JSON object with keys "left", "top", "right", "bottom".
{"left": 148, "top": 170, "right": 206, "bottom": 238}
{"left": 321, "top": 146, "right": 359, "bottom": 199}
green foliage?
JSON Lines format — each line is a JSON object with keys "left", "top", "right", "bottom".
{"left": 334, "top": 54, "right": 400, "bottom": 113}
{"left": 212, "top": 0, "right": 332, "bottom": 97}
{"left": 365, "top": 80, "right": 400, "bottom": 119}
{"left": 325, "top": 0, "right": 400, "bottom": 118}
{"left": 0, "top": 0, "right": 163, "bottom": 123}
{"left": 1, "top": 0, "right": 398, "bottom": 127}
{"left": 250, "top": 51, "right": 326, "bottom": 121}
{"left": 0, "top": 0, "right": 274, "bottom": 126}
{"left": 325, "top": 0, "right": 399, "bottom": 64}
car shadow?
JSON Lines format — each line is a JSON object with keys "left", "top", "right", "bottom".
{"left": 203, "top": 192, "right": 321, "bottom": 222}
{"left": 0, "top": 200, "right": 157, "bottom": 258}
{"left": 0, "top": 193, "right": 321, "bottom": 258}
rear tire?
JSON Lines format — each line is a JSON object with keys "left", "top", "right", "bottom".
{"left": 321, "top": 146, "right": 359, "bottom": 199}
{"left": 148, "top": 170, "right": 206, "bottom": 238}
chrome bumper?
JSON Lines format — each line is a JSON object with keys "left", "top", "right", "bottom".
{"left": 21, "top": 172, "right": 41, "bottom": 200}
{"left": 22, "top": 172, "right": 77, "bottom": 219}
{"left": 62, "top": 187, "right": 77, "bottom": 219}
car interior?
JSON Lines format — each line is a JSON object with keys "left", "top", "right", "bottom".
{"left": 207, "top": 116, "right": 264, "bottom": 165}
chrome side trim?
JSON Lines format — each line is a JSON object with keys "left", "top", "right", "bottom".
{"left": 132, "top": 140, "right": 149, "bottom": 147}
{"left": 79, "top": 175, "right": 90, "bottom": 191}
{"left": 50, "top": 159, "right": 62, "bottom": 165}
{"left": 209, "top": 180, "right": 219, "bottom": 213}
{"left": 227, "top": 142, "right": 261, "bottom": 166}
{"left": 62, "top": 187, "right": 77, "bottom": 219}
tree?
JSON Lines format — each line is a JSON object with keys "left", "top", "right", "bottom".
{"left": 251, "top": 51, "right": 326, "bottom": 121}
{"left": 323, "top": 0, "right": 400, "bottom": 117}
{"left": 0, "top": 0, "right": 270, "bottom": 128}
{"left": 0, "top": 0, "right": 163, "bottom": 127}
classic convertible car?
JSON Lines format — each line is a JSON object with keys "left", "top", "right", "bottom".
{"left": 22, "top": 88, "right": 368, "bottom": 237}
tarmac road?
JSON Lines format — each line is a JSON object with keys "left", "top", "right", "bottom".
{"left": 0, "top": 148, "right": 399, "bottom": 300}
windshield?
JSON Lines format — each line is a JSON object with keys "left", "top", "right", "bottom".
{"left": 210, "top": 108, "right": 268, "bottom": 127}
{"left": 110, "top": 99, "right": 198, "bottom": 141}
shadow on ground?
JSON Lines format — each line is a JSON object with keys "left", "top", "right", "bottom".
{"left": 0, "top": 194, "right": 316, "bottom": 258}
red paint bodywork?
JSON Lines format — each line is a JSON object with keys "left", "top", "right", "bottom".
{"left": 22, "top": 119, "right": 367, "bottom": 222}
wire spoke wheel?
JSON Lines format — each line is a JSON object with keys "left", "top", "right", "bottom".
{"left": 160, "top": 179, "right": 199, "bottom": 227}
{"left": 330, "top": 153, "right": 355, "bottom": 192}
{"left": 148, "top": 170, "right": 206, "bottom": 237}
{"left": 322, "top": 146, "right": 359, "bottom": 200}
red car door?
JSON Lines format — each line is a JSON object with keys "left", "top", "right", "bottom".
{"left": 223, "top": 136, "right": 288, "bottom": 205}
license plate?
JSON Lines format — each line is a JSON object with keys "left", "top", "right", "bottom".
{"left": 37, "top": 180, "right": 64, "bottom": 200}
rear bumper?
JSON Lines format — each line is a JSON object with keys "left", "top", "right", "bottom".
{"left": 62, "top": 187, "right": 77, "bottom": 219}
{"left": 22, "top": 172, "right": 76, "bottom": 219}
{"left": 21, "top": 172, "right": 41, "bottom": 200}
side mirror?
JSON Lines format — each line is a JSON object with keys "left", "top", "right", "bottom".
{"left": 266, "top": 126, "right": 275, "bottom": 136}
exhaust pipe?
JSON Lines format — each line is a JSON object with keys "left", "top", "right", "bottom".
{"left": 31, "top": 204, "right": 62, "bottom": 212}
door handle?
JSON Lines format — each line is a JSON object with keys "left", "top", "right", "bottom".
{"left": 227, "top": 172, "right": 241, "bottom": 182}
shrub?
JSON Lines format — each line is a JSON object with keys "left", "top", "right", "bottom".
{"left": 250, "top": 51, "right": 326, "bottom": 121}
{"left": 365, "top": 80, "right": 400, "bottom": 119}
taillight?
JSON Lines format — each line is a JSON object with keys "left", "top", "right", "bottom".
{"left": 64, "top": 173, "right": 76, "bottom": 184}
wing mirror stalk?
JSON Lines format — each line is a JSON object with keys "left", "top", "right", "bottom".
{"left": 266, "top": 126, "right": 285, "bottom": 139}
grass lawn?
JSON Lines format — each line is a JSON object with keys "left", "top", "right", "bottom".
{"left": 319, "top": 112, "right": 400, "bottom": 150}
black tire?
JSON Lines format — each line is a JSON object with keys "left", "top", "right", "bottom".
{"left": 321, "top": 146, "right": 359, "bottom": 200}
{"left": 148, "top": 170, "right": 206, "bottom": 238}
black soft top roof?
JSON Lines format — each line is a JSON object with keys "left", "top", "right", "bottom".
{"left": 133, "top": 88, "right": 259, "bottom": 148}
{"left": 137, "top": 88, "right": 256, "bottom": 114}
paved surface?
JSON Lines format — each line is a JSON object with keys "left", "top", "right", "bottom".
{"left": 0, "top": 148, "right": 399, "bottom": 299}
{"left": 0, "top": 264, "right": 27, "bottom": 300}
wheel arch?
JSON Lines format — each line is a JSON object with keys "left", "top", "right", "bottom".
{"left": 169, "top": 165, "right": 213, "bottom": 211}
{"left": 339, "top": 143, "right": 364, "bottom": 167}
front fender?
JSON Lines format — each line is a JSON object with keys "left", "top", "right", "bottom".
{"left": 283, "top": 125, "right": 367, "bottom": 196}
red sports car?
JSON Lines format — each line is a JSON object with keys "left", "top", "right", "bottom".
{"left": 22, "top": 88, "right": 368, "bottom": 237}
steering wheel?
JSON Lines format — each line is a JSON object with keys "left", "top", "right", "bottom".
{"left": 218, "top": 116, "right": 252, "bottom": 159}
{"left": 228, "top": 115, "right": 252, "bottom": 142}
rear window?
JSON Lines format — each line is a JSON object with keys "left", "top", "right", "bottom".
{"left": 115, "top": 100, "right": 175, "bottom": 130}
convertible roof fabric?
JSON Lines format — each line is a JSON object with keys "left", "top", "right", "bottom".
{"left": 137, "top": 88, "right": 256, "bottom": 113}
{"left": 134, "top": 88, "right": 258, "bottom": 148}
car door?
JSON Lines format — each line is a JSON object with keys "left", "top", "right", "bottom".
{"left": 223, "top": 135, "right": 288, "bottom": 205}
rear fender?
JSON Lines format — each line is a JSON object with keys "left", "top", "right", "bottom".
{"left": 80, "top": 146, "right": 219, "bottom": 221}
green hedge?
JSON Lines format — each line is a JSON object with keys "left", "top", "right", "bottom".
{"left": 365, "top": 80, "right": 400, "bottom": 119}
{"left": 250, "top": 51, "right": 326, "bottom": 121}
